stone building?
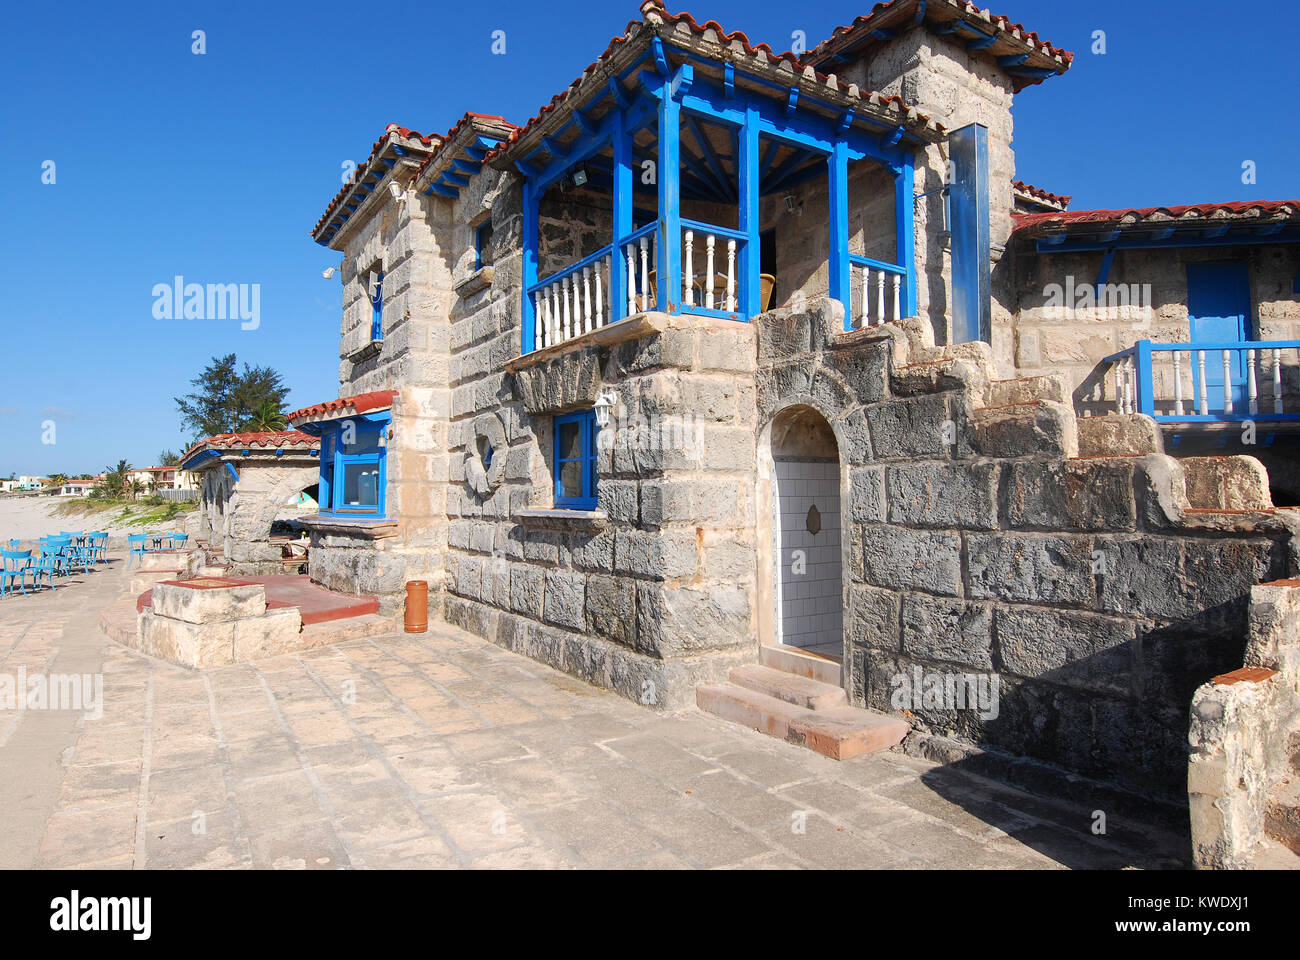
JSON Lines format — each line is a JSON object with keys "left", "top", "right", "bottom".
{"left": 285, "top": 0, "right": 1300, "bottom": 806}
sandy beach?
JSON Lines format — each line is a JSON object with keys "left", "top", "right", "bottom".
{"left": 0, "top": 495, "right": 196, "bottom": 544}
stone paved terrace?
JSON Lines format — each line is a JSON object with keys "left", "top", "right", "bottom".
{"left": 0, "top": 557, "right": 1189, "bottom": 869}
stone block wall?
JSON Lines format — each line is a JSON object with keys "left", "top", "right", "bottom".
{"left": 755, "top": 297, "right": 1300, "bottom": 798}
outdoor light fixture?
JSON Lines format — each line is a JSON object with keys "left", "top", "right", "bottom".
{"left": 593, "top": 389, "right": 618, "bottom": 428}
{"left": 388, "top": 181, "right": 407, "bottom": 202}
{"left": 322, "top": 267, "right": 337, "bottom": 279}
{"left": 572, "top": 168, "right": 588, "bottom": 187}
{"left": 377, "top": 431, "right": 387, "bottom": 448}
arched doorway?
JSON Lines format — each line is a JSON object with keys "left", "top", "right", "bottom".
{"left": 767, "top": 405, "right": 844, "bottom": 664}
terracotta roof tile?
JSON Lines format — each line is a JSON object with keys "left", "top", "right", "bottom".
{"left": 312, "top": 125, "right": 442, "bottom": 240}
{"left": 180, "top": 430, "right": 318, "bottom": 466}
{"left": 806, "top": 0, "right": 1072, "bottom": 90}
{"left": 1014, "top": 179, "right": 1071, "bottom": 210}
{"left": 1014, "top": 199, "right": 1300, "bottom": 233}
{"left": 487, "top": 1, "right": 941, "bottom": 167}
{"left": 285, "top": 390, "right": 399, "bottom": 424}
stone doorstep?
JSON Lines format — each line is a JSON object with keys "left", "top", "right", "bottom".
{"left": 729, "top": 663, "right": 846, "bottom": 711}
{"left": 1247, "top": 837, "right": 1300, "bottom": 870}
{"left": 758, "top": 644, "right": 842, "bottom": 686}
{"left": 1265, "top": 778, "right": 1300, "bottom": 854}
{"left": 696, "top": 683, "right": 908, "bottom": 761}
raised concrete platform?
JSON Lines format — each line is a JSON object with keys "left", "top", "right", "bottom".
{"left": 138, "top": 575, "right": 379, "bottom": 625}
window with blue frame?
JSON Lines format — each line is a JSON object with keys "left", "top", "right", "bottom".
{"left": 317, "top": 416, "right": 388, "bottom": 517}
{"left": 474, "top": 221, "right": 494, "bottom": 271}
{"left": 369, "top": 268, "right": 385, "bottom": 341}
{"left": 553, "top": 409, "right": 598, "bottom": 510}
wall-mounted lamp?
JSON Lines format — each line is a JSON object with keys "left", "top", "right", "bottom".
{"left": 322, "top": 266, "right": 338, "bottom": 279}
{"left": 388, "top": 181, "right": 407, "bottom": 202}
{"left": 594, "top": 389, "right": 619, "bottom": 428}
{"left": 783, "top": 194, "right": 803, "bottom": 216}
{"left": 572, "top": 168, "right": 589, "bottom": 188}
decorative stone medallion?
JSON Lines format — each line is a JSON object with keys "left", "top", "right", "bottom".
{"left": 465, "top": 412, "right": 508, "bottom": 498}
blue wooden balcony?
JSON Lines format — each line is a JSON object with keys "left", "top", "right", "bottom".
{"left": 515, "top": 41, "right": 920, "bottom": 355}
{"left": 1102, "top": 339, "right": 1300, "bottom": 424}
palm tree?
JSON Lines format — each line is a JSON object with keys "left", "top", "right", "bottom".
{"left": 103, "top": 460, "right": 131, "bottom": 499}
{"left": 129, "top": 478, "right": 145, "bottom": 501}
{"left": 46, "top": 473, "right": 69, "bottom": 492}
{"left": 250, "top": 399, "right": 287, "bottom": 433}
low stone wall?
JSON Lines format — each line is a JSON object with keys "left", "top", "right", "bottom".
{"left": 133, "top": 578, "right": 303, "bottom": 668}
{"left": 1188, "top": 581, "right": 1300, "bottom": 868}
{"left": 754, "top": 299, "right": 1300, "bottom": 798}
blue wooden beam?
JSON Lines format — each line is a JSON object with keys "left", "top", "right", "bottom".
{"left": 514, "top": 159, "right": 540, "bottom": 178}
{"left": 1007, "top": 66, "right": 1060, "bottom": 79}
{"left": 608, "top": 77, "right": 631, "bottom": 110}
{"left": 998, "top": 54, "right": 1030, "bottom": 67}
{"left": 1096, "top": 246, "right": 1118, "bottom": 288}
{"left": 573, "top": 109, "right": 598, "bottom": 137}
{"left": 881, "top": 126, "right": 905, "bottom": 148}
{"left": 966, "top": 32, "right": 998, "bottom": 50}
{"left": 724, "top": 63, "right": 735, "bottom": 98}
{"left": 451, "top": 157, "right": 481, "bottom": 175}
{"left": 784, "top": 87, "right": 799, "bottom": 117}
{"left": 837, "top": 109, "right": 855, "bottom": 133}
{"left": 392, "top": 145, "right": 408, "bottom": 157}
{"left": 829, "top": 139, "right": 851, "bottom": 324}
{"left": 652, "top": 36, "right": 669, "bottom": 75}
{"left": 739, "top": 104, "right": 760, "bottom": 317}
{"left": 440, "top": 171, "right": 469, "bottom": 187}
{"left": 611, "top": 111, "right": 632, "bottom": 324}
{"left": 669, "top": 63, "right": 693, "bottom": 101}
{"left": 424, "top": 183, "right": 458, "bottom": 198}
{"left": 657, "top": 77, "right": 682, "bottom": 313}
{"left": 521, "top": 178, "right": 538, "bottom": 351}
{"left": 897, "top": 153, "right": 917, "bottom": 318}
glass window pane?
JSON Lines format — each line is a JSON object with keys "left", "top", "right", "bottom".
{"left": 558, "top": 421, "right": 581, "bottom": 460}
{"left": 342, "top": 464, "right": 380, "bottom": 507}
{"left": 340, "top": 428, "right": 381, "bottom": 456}
{"left": 560, "top": 461, "right": 583, "bottom": 499}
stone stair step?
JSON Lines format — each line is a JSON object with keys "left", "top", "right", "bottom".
{"left": 1247, "top": 837, "right": 1300, "bottom": 870}
{"left": 987, "top": 375, "right": 1067, "bottom": 408}
{"left": 1265, "top": 777, "right": 1300, "bottom": 854}
{"left": 758, "top": 644, "right": 842, "bottom": 686}
{"left": 696, "top": 683, "right": 908, "bottom": 760}
{"left": 729, "top": 663, "right": 846, "bottom": 710}
{"left": 970, "top": 402, "right": 1075, "bottom": 459}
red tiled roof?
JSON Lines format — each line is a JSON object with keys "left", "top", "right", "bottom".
{"left": 806, "top": 0, "right": 1072, "bottom": 89}
{"left": 1014, "top": 199, "right": 1300, "bottom": 233}
{"left": 413, "top": 112, "right": 520, "bottom": 188}
{"left": 487, "top": 1, "right": 941, "bottom": 167}
{"left": 285, "top": 390, "right": 399, "bottom": 424}
{"left": 180, "top": 431, "right": 318, "bottom": 467}
{"left": 312, "top": 125, "right": 442, "bottom": 239}
{"left": 1013, "top": 180, "right": 1071, "bottom": 210}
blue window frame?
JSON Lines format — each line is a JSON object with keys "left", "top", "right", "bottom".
{"left": 474, "top": 222, "right": 494, "bottom": 271}
{"left": 553, "top": 409, "right": 598, "bottom": 510}
{"left": 370, "top": 270, "right": 385, "bottom": 341}
{"left": 317, "top": 414, "right": 388, "bottom": 517}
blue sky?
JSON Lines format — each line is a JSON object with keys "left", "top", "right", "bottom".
{"left": 1, "top": 0, "right": 1295, "bottom": 477}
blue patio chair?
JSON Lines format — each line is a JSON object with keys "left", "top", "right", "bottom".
{"left": 31, "top": 545, "right": 61, "bottom": 591}
{"left": 41, "top": 535, "right": 74, "bottom": 577}
{"left": 1, "top": 550, "right": 32, "bottom": 598}
{"left": 7, "top": 539, "right": 19, "bottom": 549}
{"left": 127, "top": 534, "right": 149, "bottom": 568}
{"left": 169, "top": 532, "right": 188, "bottom": 549}
{"left": 88, "top": 532, "right": 108, "bottom": 564}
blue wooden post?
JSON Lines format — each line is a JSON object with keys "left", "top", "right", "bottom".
{"left": 1136, "top": 340, "right": 1155, "bottom": 416}
{"left": 738, "top": 106, "right": 760, "bottom": 318}
{"left": 657, "top": 82, "right": 682, "bottom": 313}
{"left": 611, "top": 111, "right": 631, "bottom": 325}
{"left": 521, "top": 180, "right": 538, "bottom": 353}
{"left": 828, "top": 140, "right": 851, "bottom": 328}
{"left": 896, "top": 153, "right": 917, "bottom": 319}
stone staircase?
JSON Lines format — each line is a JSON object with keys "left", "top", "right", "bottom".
{"left": 696, "top": 661, "right": 908, "bottom": 760}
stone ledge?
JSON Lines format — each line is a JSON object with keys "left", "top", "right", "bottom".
{"left": 454, "top": 266, "right": 494, "bottom": 298}
{"left": 503, "top": 311, "right": 748, "bottom": 374}
{"left": 515, "top": 507, "right": 609, "bottom": 532}
{"left": 298, "top": 515, "right": 399, "bottom": 539}
{"left": 347, "top": 339, "right": 383, "bottom": 363}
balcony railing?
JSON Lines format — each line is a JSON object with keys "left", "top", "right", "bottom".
{"left": 848, "top": 255, "right": 907, "bottom": 329}
{"left": 1101, "top": 339, "right": 1300, "bottom": 423}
